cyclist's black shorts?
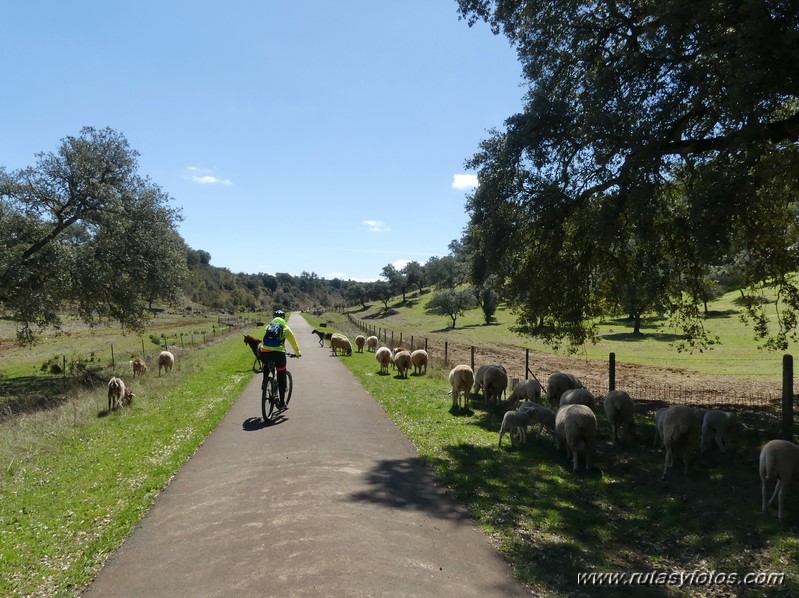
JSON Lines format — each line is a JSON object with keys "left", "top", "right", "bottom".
{"left": 259, "top": 350, "right": 287, "bottom": 373}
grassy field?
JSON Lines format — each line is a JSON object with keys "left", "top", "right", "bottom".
{"left": 344, "top": 288, "right": 792, "bottom": 382}
{"left": 307, "top": 310, "right": 799, "bottom": 596}
{"left": 0, "top": 318, "right": 255, "bottom": 596}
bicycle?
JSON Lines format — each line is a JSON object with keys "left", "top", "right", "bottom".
{"left": 261, "top": 353, "right": 298, "bottom": 422}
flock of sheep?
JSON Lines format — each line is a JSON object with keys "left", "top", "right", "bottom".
{"left": 105, "top": 350, "right": 175, "bottom": 412}
{"left": 325, "top": 334, "right": 798, "bottom": 522}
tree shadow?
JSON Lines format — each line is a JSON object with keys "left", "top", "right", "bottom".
{"left": 601, "top": 332, "right": 684, "bottom": 342}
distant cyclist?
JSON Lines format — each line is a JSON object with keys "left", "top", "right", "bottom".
{"left": 259, "top": 309, "right": 301, "bottom": 409}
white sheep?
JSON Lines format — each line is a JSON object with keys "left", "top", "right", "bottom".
{"left": 759, "top": 439, "right": 799, "bottom": 520}
{"left": 481, "top": 365, "right": 508, "bottom": 408}
{"left": 507, "top": 379, "right": 542, "bottom": 410}
{"left": 366, "top": 336, "right": 378, "bottom": 352}
{"left": 107, "top": 376, "right": 134, "bottom": 411}
{"left": 518, "top": 401, "right": 556, "bottom": 439}
{"left": 498, "top": 410, "right": 532, "bottom": 447}
{"left": 603, "top": 390, "right": 637, "bottom": 447}
{"left": 393, "top": 350, "right": 412, "bottom": 378}
{"left": 449, "top": 364, "right": 474, "bottom": 411}
{"left": 555, "top": 404, "right": 597, "bottom": 472}
{"left": 658, "top": 405, "right": 701, "bottom": 479}
{"left": 410, "top": 349, "right": 428, "bottom": 375}
{"left": 330, "top": 333, "right": 353, "bottom": 356}
{"left": 158, "top": 351, "right": 174, "bottom": 376}
{"left": 355, "top": 335, "right": 366, "bottom": 353}
{"left": 652, "top": 407, "right": 668, "bottom": 448}
{"left": 701, "top": 409, "right": 747, "bottom": 453}
{"left": 559, "top": 388, "right": 595, "bottom": 410}
{"left": 130, "top": 357, "right": 147, "bottom": 377}
{"left": 375, "top": 346, "right": 392, "bottom": 375}
{"left": 546, "top": 372, "right": 583, "bottom": 408}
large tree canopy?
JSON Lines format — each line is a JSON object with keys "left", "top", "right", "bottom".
{"left": 0, "top": 127, "right": 188, "bottom": 342}
{"left": 457, "top": 0, "right": 799, "bottom": 350}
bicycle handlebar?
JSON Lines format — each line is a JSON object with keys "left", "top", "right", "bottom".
{"left": 287, "top": 353, "right": 300, "bottom": 358}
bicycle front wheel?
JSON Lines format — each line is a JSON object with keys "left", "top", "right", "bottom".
{"left": 261, "top": 379, "right": 276, "bottom": 422}
{"left": 285, "top": 371, "right": 294, "bottom": 405}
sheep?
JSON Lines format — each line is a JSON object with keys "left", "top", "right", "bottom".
{"left": 480, "top": 365, "right": 508, "bottom": 408}
{"left": 366, "top": 336, "right": 378, "bottom": 352}
{"left": 546, "top": 372, "right": 584, "bottom": 408}
{"left": 449, "top": 364, "right": 474, "bottom": 411}
{"left": 107, "top": 377, "right": 134, "bottom": 411}
{"left": 474, "top": 364, "right": 507, "bottom": 395}
{"left": 518, "top": 401, "right": 556, "bottom": 439}
{"left": 355, "top": 335, "right": 366, "bottom": 353}
{"left": 131, "top": 357, "right": 148, "bottom": 378}
{"left": 554, "top": 404, "right": 597, "bottom": 472}
{"left": 652, "top": 407, "right": 669, "bottom": 448}
{"left": 559, "top": 388, "right": 595, "bottom": 410}
{"left": 701, "top": 409, "right": 747, "bottom": 453}
{"left": 393, "top": 350, "right": 412, "bottom": 378}
{"left": 603, "top": 390, "right": 637, "bottom": 447}
{"left": 330, "top": 333, "right": 353, "bottom": 356}
{"left": 498, "top": 410, "right": 532, "bottom": 447}
{"left": 410, "top": 349, "right": 428, "bottom": 376}
{"left": 376, "top": 347, "right": 392, "bottom": 375}
{"left": 158, "top": 351, "right": 175, "bottom": 375}
{"left": 658, "top": 405, "right": 702, "bottom": 479}
{"left": 506, "top": 379, "right": 542, "bottom": 410}
{"left": 759, "top": 439, "right": 799, "bottom": 520}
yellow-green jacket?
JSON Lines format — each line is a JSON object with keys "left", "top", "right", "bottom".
{"left": 259, "top": 317, "right": 301, "bottom": 356}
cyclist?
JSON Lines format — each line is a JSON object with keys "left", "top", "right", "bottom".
{"left": 259, "top": 309, "right": 301, "bottom": 409}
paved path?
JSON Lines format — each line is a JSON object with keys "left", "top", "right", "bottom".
{"left": 85, "top": 314, "right": 530, "bottom": 597}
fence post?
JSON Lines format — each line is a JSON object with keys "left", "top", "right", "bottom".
{"left": 470, "top": 346, "right": 475, "bottom": 373}
{"left": 525, "top": 349, "right": 530, "bottom": 380}
{"left": 783, "top": 354, "right": 794, "bottom": 441}
{"left": 444, "top": 341, "right": 448, "bottom": 366}
{"left": 609, "top": 352, "right": 616, "bottom": 392}
{"left": 110, "top": 344, "right": 115, "bottom": 370}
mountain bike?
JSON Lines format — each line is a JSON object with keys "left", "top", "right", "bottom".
{"left": 261, "top": 353, "right": 297, "bottom": 422}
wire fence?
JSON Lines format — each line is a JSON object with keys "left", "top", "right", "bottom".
{"left": 346, "top": 314, "right": 796, "bottom": 439}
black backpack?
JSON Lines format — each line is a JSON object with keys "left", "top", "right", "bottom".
{"left": 262, "top": 321, "right": 284, "bottom": 348}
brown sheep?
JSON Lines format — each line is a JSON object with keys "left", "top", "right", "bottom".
{"left": 131, "top": 357, "right": 148, "bottom": 378}
{"left": 107, "top": 377, "right": 134, "bottom": 411}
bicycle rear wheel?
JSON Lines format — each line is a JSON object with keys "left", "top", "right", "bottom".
{"left": 285, "top": 371, "right": 294, "bottom": 405}
{"left": 261, "top": 378, "right": 276, "bottom": 422}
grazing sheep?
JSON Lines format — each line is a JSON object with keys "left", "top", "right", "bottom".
{"left": 131, "top": 357, "right": 147, "bottom": 378}
{"left": 760, "top": 439, "right": 799, "bottom": 520}
{"left": 376, "top": 347, "right": 392, "bottom": 375}
{"left": 449, "top": 364, "right": 474, "bottom": 411}
{"left": 559, "top": 388, "right": 595, "bottom": 410}
{"left": 518, "top": 401, "right": 556, "bottom": 438}
{"left": 393, "top": 350, "right": 412, "bottom": 378}
{"left": 158, "top": 351, "right": 175, "bottom": 376}
{"left": 410, "top": 349, "right": 428, "bottom": 375}
{"left": 555, "top": 404, "right": 597, "bottom": 472}
{"left": 507, "top": 379, "right": 542, "bottom": 409}
{"left": 481, "top": 365, "right": 509, "bottom": 408}
{"left": 107, "top": 377, "right": 134, "bottom": 411}
{"left": 355, "top": 335, "right": 366, "bottom": 353}
{"left": 498, "top": 410, "right": 532, "bottom": 447}
{"left": 658, "top": 405, "right": 702, "bottom": 479}
{"left": 366, "top": 336, "right": 378, "bottom": 352}
{"left": 546, "top": 372, "right": 583, "bottom": 408}
{"left": 474, "top": 364, "right": 507, "bottom": 395}
{"left": 701, "top": 409, "right": 747, "bottom": 453}
{"left": 330, "top": 333, "right": 353, "bottom": 356}
{"left": 603, "top": 390, "right": 637, "bottom": 447}
{"left": 652, "top": 407, "right": 669, "bottom": 448}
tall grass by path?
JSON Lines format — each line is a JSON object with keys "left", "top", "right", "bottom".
{"left": 0, "top": 331, "right": 254, "bottom": 597}
{"left": 318, "top": 314, "right": 799, "bottom": 597}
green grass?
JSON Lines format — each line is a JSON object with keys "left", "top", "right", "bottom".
{"left": 325, "top": 314, "right": 799, "bottom": 597}
{"left": 346, "top": 288, "right": 794, "bottom": 382}
{"left": 0, "top": 329, "right": 253, "bottom": 596}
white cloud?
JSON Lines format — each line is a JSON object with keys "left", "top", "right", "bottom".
{"left": 185, "top": 166, "right": 232, "bottom": 186}
{"left": 392, "top": 259, "right": 411, "bottom": 270}
{"left": 363, "top": 220, "right": 390, "bottom": 233}
{"left": 452, "top": 173, "right": 478, "bottom": 190}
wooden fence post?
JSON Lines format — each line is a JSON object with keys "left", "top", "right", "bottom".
{"left": 470, "top": 346, "right": 475, "bottom": 373}
{"left": 110, "top": 344, "right": 115, "bottom": 370}
{"left": 525, "top": 349, "right": 530, "bottom": 380}
{"left": 609, "top": 352, "right": 616, "bottom": 392}
{"left": 444, "top": 342, "right": 448, "bottom": 366}
{"left": 783, "top": 354, "right": 794, "bottom": 441}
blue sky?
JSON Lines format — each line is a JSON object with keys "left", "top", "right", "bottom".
{"left": 1, "top": 1, "right": 524, "bottom": 282}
